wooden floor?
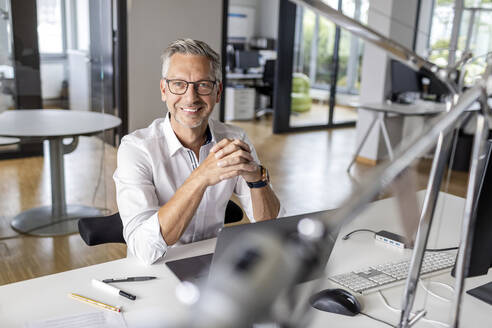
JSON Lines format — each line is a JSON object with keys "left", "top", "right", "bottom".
{"left": 0, "top": 117, "right": 469, "bottom": 286}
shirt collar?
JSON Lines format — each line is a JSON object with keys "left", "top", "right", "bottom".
{"left": 207, "top": 118, "right": 218, "bottom": 145}
{"left": 204, "top": 125, "right": 213, "bottom": 145}
{"left": 163, "top": 113, "right": 182, "bottom": 157}
{"left": 163, "top": 113, "right": 216, "bottom": 156}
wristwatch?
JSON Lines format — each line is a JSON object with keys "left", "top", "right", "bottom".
{"left": 246, "top": 165, "right": 270, "bottom": 188}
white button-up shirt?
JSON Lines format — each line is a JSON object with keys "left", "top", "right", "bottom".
{"left": 113, "top": 114, "right": 284, "bottom": 265}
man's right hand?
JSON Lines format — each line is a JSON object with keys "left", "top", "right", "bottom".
{"left": 191, "top": 138, "right": 258, "bottom": 187}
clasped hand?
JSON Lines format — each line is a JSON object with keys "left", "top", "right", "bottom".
{"left": 193, "top": 138, "right": 261, "bottom": 187}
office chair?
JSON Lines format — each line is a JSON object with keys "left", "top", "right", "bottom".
{"left": 78, "top": 200, "right": 244, "bottom": 246}
{"left": 255, "top": 59, "right": 276, "bottom": 118}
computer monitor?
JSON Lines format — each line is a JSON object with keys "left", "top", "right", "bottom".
{"left": 418, "top": 66, "right": 452, "bottom": 103}
{"left": 454, "top": 139, "right": 492, "bottom": 278}
{"left": 235, "top": 50, "right": 260, "bottom": 73}
{"left": 390, "top": 59, "right": 421, "bottom": 103}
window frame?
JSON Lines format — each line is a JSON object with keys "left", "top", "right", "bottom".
{"left": 295, "top": 0, "right": 364, "bottom": 94}
{"left": 37, "top": 0, "right": 68, "bottom": 59}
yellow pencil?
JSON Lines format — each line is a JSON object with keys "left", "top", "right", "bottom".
{"left": 69, "top": 293, "right": 122, "bottom": 312}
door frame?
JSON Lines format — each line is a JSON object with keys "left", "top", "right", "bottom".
{"left": 273, "top": 0, "right": 356, "bottom": 133}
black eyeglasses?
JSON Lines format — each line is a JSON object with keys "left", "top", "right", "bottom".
{"left": 165, "top": 79, "right": 217, "bottom": 96}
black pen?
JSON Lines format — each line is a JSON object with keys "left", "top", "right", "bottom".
{"left": 102, "top": 276, "right": 157, "bottom": 283}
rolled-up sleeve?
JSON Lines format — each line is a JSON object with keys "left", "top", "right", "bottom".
{"left": 234, "top": 178, "right": 286, "bottom": 221}
{"left": 113, "top": 139, "right": 168, "bottom": 265}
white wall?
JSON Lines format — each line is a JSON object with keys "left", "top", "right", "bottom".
{"left": 40, "top": 62, "right": 65, "bottom": 99}
{"left": 229, "top": 0, "right": 279, "bottom": 39}
{"left": 76, "top": 0, "right": 90, "bottom": 52}
{"left": 68, "top": 50, "right": 91, "bottom": 110}
{"left": 357, "top": 0, "right": 420, "bottom": 161}
{"left": 127, "top": 0, "right": 223, "bottom": 133}
{"left": 257, "top": 0, "right": 279, "bottom": 39}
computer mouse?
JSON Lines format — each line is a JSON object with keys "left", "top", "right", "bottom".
{"left": 309, "top": 288, "right": 361, "bottom": 316}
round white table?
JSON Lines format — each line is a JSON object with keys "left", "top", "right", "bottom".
{"left": 0, "top": 136, "right": 20, "bottom": 146}
{"left": 0, "top": 110, "right": 121, "bottom": 236}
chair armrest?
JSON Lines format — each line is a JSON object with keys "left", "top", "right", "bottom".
{"left": 78, "top": 212, "right": 126, "bottom": 246}
{"left": 225, "top": 200, "right": 243, "bottom": 224}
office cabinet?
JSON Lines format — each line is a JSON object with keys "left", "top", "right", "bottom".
{"left": 225, "top": 87, "right": 255, "bottom": 120}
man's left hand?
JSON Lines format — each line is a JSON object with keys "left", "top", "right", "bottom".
{"left": 211, "top": 138, "right": 262, "bottom": 182}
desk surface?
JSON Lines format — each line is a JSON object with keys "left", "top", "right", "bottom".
{"left": 0, "top": 136, "right": 20, "bottom": 145}
{"left": 0, "top": 110, "right": 121, "bottom": 139}
{"left": 1, "top": 191, "right": 491, "bottom": 327}
{"left": 360, "top": 100, "right": 446, "bottom": 116}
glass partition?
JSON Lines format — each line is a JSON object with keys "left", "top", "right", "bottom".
{"left": 0, "top": 0, "right": 125, "bottom": 285}
{"left": 0, "top": 0, "right": 18, "bottom": 154}
{"left": 288, "top": 0, "right": 367, "bottom": 130}
{"left": 290, "top": 5, "right": 334, "bottom": 128}
{"left": 0, "top": 0, "right": 15, "bottom": 113}
{"left": 428, "top": 0, "right": 492, "bottom": 86}
{"left": 332, "top": 0, "right": 367, "bottom": 124}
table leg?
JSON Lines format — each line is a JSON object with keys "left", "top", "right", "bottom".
{"left": 379, "top": 113, "right": 394, "bottom": 160}
{"left": 10, "top": 138, "right": 102, "bottom": 236}
{"left": 50, "top": 138, "right": 67, "bottom": 217}
{"left": 347, "top": 113, "right": 378, "bottom": 172}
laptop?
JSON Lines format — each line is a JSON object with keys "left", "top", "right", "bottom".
{"left": 165, "top": 209, "right": 341, "bottom": 285}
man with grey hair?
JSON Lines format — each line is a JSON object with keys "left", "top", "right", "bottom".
{"left": 114, "top": 39, "right": 283, "bottom": 265}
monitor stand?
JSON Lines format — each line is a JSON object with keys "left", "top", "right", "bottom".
{"left": 467, "top": 281, "right": 492, "bottom": 306}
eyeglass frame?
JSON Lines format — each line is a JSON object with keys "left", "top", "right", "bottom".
{"left": 164, "top": 78, "right": 218, "bottom": 96}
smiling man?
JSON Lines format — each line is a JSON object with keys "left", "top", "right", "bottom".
{"left": 113, "top": 39, "right": 283, "bottom": 265}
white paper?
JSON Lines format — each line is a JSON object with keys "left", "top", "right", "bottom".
{"left": 25, "top": 310, "right": 127, "bottom": 328}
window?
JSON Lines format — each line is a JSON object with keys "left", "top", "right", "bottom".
{"left": 299, "top": 8, "right": 315, "bottom": 76}
{"left": 428, "top": 0, "right": 492, "bottom": 85}
{"left": 293, "top": 0, "right": 368, "bottom": 93}
{"left": 37, "top": 0, "right": 65, "bottom": 54}
{"left": 428, "top": 0, "right": 455, "bottom": 67}
{"left": 315, "top": 15, "right": 335, "bottom": 86}
{"left": 338, "top": 0, "right": 368, "bottom": 94}
{"left": 289, "top": 0, "right": 368, "bottom": 128}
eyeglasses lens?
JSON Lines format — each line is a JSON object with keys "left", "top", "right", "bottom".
{"left": 168, "top": 80, "right": 214, "bottom": 95}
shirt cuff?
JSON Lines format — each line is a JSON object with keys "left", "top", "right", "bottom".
{"left": 127, "top": 212, "right": 168, "bottom": 265}
{"left": 276, "top": 202, "right": 287, "bottom": 218}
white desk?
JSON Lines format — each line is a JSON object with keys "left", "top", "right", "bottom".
{"left": 348, "top": 100, "right": 446, "bottom": 171}
{"left": 0, "top": 136, "right": 20, "bottom": 146}
{"left": 1, "top": 192, "right": 491, "bottom": 327}
{"left": 360, "top": 101, "right": 446, "bottom": 116}
{"left": 0, "top": 110, "right": 121, "bottom": 236}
